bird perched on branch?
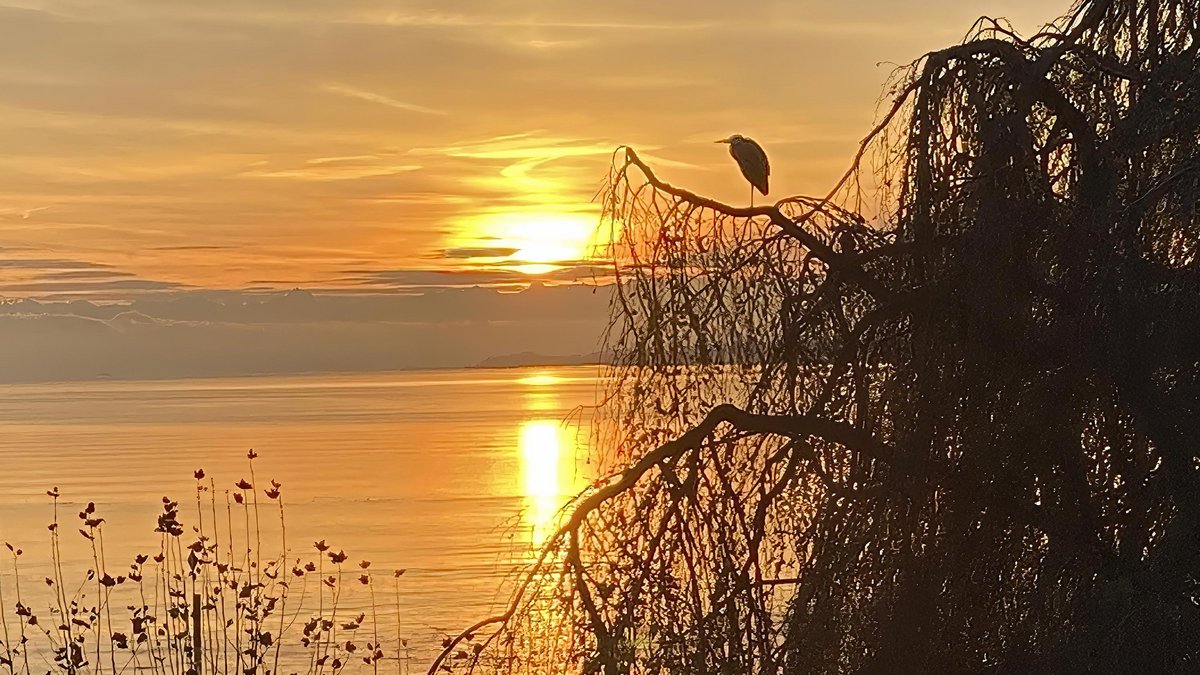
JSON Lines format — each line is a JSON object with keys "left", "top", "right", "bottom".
{"left": 716, "top": 134, "right": 770, "bottom": 206}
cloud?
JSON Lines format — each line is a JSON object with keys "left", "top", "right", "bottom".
{"left": 590, "top": 74, "right": 713, "bottom": 89}
{"left": 411, "top": 132, "right": 619, "bottom": 207}
{"left": 418, "top": 132, "right": 613, "bottom": 162}
{"left": 522, "top": 38, "right": 592, "bottom": 50}
{"left": 0, "top": 204, "right": 52, "bottom": 219}
{"left": 323, "top": 84, "right": 446, "bottom": 116}
{"left": 149, "top": 245, "right": 235, "bottom": 251}
{"left": 0, "top": 258, "right": 111, "bottom": 270}
{"left": 238, "top": 153, "right": 422, "bottom": 180}
{"left": 341, "top": 262, "right": 612, "bottom": 289}
{"left": 35, "top": 269, "right": 136, "bottom": 280}
{"left": 0, "top": 256, "right": 186, "bottom": 298}
{"left": 0, "top": 279, "right": 185, "bottom": 293}
{"left": 437, "top": 246, "right": 520, "bottom": 259}
{"left": 342, "top": 268, "right": 520, "bottom": 288}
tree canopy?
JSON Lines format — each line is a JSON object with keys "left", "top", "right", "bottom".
{"left": 434, "top": 0, "right": 1200, "bottom": 672}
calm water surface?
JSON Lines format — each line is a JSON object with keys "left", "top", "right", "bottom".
{"left": 0, "top": 366, "right": 604, "bottom": 665}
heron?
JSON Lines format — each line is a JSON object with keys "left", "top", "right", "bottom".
{"left": 715, "top": 134, "right": 769, "bottom": 206}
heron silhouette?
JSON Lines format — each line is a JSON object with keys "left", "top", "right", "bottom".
{"left": 716, "top": 135, "right": 769, "bottom": 206}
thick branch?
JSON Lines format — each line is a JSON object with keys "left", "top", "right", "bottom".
{"left": 565, "top": 404, "right": 895, "bottom": 534}
{"left": 427, "top": 404, "right": 896, "bottom": 674}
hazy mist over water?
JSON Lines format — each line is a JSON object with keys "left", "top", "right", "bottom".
{"left": 0, "top": 285, "right": 610, "bottom": 382}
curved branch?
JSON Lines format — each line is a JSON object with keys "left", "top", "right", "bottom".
{"left": 427, "top": 404, "right": 896, "bottom": 674}
{"left": 619, "top": 148, "right": 892, "bottom": 299}
{"left": 563, "top": 404, "right": 895, "bottom": 537}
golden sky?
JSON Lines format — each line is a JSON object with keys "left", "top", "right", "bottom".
{"left": 0, "top": 0, "right": 1072, "bottom": 298}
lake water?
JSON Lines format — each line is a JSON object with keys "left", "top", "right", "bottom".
{"left": 0, "top": 366, "right": 604, "bottom": 669}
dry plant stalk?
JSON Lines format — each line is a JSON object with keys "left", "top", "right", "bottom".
{"left": 0, "top": 454, "right": 411, "bottom": 675}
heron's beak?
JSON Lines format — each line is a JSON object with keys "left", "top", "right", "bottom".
{"left": 714, "top": 138, "right": 730, "bottom": 144}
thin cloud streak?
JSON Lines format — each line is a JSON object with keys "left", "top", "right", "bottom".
{"left": 242, "top": 162, "right": 424, "bottom": 181}
{"left": 35, "top": 269, "right": 135, "bottom": 280}
{"left": 416, "top": 132, "right": 615, "bottom": 161}
{"left": 323, "top": 84, "right": 447, "bottom": 116}
{"left": 0, "top": 204, "right": 52, "bottom": 219}
{"left": 437, "top": 246, "right": 522, "bottom": 259}
{"left": 347, "top": 12, "right": 717, "bottom": 32}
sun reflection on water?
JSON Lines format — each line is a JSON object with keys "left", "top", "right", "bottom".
{"left": 520, "top": 420, "right": 568, "bottom": 547}
{"left": 517, "top": 372, "right": 564, "bottom": 387}
{"left": 517, "top": 371, "right": 587, "bottom": 547}
{"left": 510, "top": 373, "right": 592, "bottom": 662}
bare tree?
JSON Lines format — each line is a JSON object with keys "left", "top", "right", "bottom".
{"left": 433, "top": 0, "right": 1200, "bottom": 672}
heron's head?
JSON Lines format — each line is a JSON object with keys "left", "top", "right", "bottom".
{"left": 714, "top": 134, "right": 746, "bottom": 145}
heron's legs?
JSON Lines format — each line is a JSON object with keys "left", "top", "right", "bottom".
{"left": 750, "top": 185, "right": 754, "bottom": 208}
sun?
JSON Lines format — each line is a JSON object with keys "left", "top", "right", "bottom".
{"left": 455, "top": 209, "right": 599, "bottom": 272}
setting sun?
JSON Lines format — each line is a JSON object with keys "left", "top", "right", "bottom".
{"left": 454, "top": 210, "right": 599, "bottom": 271}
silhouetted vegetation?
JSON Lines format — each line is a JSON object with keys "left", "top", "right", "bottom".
{"left": 435, "top": 0, "right": 1200, "bottom": 672}
{"left": 0, "top": 452, "right": 412, "bottom": 675}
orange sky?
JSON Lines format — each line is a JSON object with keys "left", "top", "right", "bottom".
{"left": 0, "top": 0, "right": 1072, "bottom": 298}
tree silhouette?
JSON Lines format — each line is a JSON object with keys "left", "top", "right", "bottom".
{"left": 433, "top": 0, "right": 1200, "bottom": 672}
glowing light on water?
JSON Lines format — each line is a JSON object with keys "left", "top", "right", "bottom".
{"left": 520, "top": 420, "right": 566, "bottom": 547}
{"left": 518, "top": 373, "right": 563, "bottom": 387}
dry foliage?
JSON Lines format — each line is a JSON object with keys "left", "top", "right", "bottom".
{"left": 0, "top": 455, "right": 413, "bottom": 675}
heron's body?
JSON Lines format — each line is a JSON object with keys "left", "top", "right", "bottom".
{"left": 716, "top": 134, "right": 770, "bottom": 204}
